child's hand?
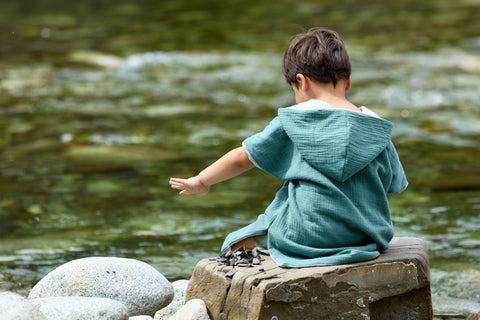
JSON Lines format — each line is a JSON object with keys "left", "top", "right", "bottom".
{"left": 169, "top": 177, "right": 210, "bottom": 196}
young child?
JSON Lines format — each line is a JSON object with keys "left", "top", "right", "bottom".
{"left": 169, "top": 28, "right": 408, "bottom": 267}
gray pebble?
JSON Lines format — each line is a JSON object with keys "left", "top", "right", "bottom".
{"left": 225, "top": 269, "right": 237, "bottom": 279}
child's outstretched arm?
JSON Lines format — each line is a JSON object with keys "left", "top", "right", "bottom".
{"left": 169, "top": 146, "right": 255, "bottom": 196}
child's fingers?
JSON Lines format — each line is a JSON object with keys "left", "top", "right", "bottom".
{"left": 170, "top": 184, "right": 186, "bottom": 191}
{"left": 169, "top": 178, "right": 185, "bottom": 188}
{"left": 169, "top": 177, "right": 184, "bottom": 184}
{"left": 170, "top": 183, "right": 185, "bottom": 190}
{"left": 169, "top": 179, "right": 182, "bottom": 185}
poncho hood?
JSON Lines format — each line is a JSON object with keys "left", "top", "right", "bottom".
{"left": 278, "top": 104, "right": 393, "bottom": 182}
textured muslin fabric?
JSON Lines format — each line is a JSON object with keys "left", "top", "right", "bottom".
{"left": 221, "top": 100, "right": 408, "bottom": 267}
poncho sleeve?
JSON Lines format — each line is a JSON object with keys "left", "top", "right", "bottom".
{"left": 386, "top": 141, "right": 408, "bottom": 194}
{"left": 242, "top": 117, "right": 293, "bottom": 179}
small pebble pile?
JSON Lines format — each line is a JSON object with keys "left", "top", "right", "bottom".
{"left": 210, "top": 247, "right": 265, "bottom": 268}
{"left": 209, "top": 247, "right": 266, "bottom": 278}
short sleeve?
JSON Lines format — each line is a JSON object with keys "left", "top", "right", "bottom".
{"left": 386, "top": 142, "right": 408, "bottom": 194}
{"left": 242, "top": 117, "right": 293, "bottom": 179}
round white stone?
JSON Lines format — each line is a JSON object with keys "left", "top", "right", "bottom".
{"left": 28, "top": 257, "right": 174, "bottom": 316}
{"left": 168, "top": 299, "right": 210, "bottom": 320}
{"left": 29, "top": 296, "right": 129, "bottom": 320}
{"left": 0, "top": 291, "right": 46, "bottom": 320}
{"left": 154, "top": 280, "right": 189, "bottom": 319}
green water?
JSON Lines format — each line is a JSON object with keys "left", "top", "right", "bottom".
{"left": 1, "top": 0, "right": 480, "bottom": 299}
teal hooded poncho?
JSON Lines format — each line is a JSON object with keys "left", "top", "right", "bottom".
{"left": 221, "top": 100, "right": 408, "bottom": 267}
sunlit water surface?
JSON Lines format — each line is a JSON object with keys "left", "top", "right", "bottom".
{"left": 1, "top": 48, "right": 480, "bottom": 298}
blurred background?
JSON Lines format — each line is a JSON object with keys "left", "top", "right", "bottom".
{"left": 1, "top": 0, "right": 480, "bottom": 303}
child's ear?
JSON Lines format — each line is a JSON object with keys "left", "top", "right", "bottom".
{"left": 345, "top": 77, "right": 352, "bottom": 92}
{"left": 296, "top": 74, "right": 309, "bottom": 92}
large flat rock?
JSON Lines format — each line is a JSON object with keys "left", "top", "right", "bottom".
{"left": 186, "top": 237, "right": 432, "bottom": 320}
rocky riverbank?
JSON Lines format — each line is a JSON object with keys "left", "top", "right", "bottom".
{"left": 0, "top": 257, "right": 207, "bottom": 320}
{"left": 2, "top": 256, "right": 480, "bottom": 320}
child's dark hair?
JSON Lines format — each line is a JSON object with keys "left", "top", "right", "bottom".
{"left": 283, "top": 28, "right": 351, "bottom": 88}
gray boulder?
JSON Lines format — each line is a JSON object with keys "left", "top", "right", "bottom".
{"left": 29, "top": 296, "right": 129, "bottom": 320}
{"left": 154, "top": 280, "right": 189, "bottom": 320}
{"left": 28, "top": 257, "right": 174, "bottom": 316}
{"left": 0, "top": 291, "right": 46, "bottom": 320}
{"left": 168, "top": 299, "right": 210, "bottom": 320}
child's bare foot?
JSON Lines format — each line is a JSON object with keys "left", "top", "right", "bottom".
{"left": 231, "top": 237, "right": 256, "bottom": 251}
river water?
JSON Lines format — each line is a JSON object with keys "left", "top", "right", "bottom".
{"left": 1, "top": 0, "right": 480, "bottom": 305}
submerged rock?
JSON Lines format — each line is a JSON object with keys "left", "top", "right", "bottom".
{"left": 432, "top": 296, "right": 480, "bottom": 319}
{"left": 28, "top": 257, "right": 174, "bottom": 316}
{"left": 431, "top": 269, "right": 480, "bottom": 301}
{"left": 67, "top": 51, "right": 124, "bottom": 68}
{"left": 431, "top": 163, "right": 480, "bottom": 190}
{"left": 62, "top": 145, "right": 177, "bottom": 165}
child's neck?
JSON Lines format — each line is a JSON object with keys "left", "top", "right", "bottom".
{"left": 310, "top": 81, "right": 360, "bottom": 112}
